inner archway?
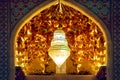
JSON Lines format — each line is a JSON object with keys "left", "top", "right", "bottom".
{"left": 10, "top": 0, "right": 112, "bottom": 80}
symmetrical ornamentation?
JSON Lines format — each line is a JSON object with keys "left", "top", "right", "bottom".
{"left": 48, "top": 30, "right": 70, "bottom": 68}
{"left": 15, "top": 3, "right": 106, "bottom": 75}
{"left": 0, "top": 0, "right": 115, "bottom": 80}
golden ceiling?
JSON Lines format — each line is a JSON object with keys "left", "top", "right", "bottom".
{"left": 15, "top": 3, "right": 106, "bottom": 75}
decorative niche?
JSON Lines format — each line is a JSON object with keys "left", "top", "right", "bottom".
{"left": 14, "top": 0, "right": 107, "bottom": 75}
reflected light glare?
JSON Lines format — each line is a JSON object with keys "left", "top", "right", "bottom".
{"left": 49, "top": 49, "right": 70, "bottom": 67}
{"left": 27, "top": 30, "right": 31, "bottom": 35}
{"left": 97, "top": 63, "right": 102, "bottom": 67}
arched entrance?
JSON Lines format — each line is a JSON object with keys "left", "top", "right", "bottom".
{"left": 10, "top": 0, "right": 112, "bottom": 80}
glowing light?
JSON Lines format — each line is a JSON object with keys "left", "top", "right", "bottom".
{"left": 15, "top": 3, "right": 107, "bottom": 74}
{"left": 27, "top": 30, "right": 32, "bottom": 35}
{"left": 48, "top": 30, "right": 70, "bottom": 68}
{"left": 97, "top": 63, "right": 102, "bottom": 67}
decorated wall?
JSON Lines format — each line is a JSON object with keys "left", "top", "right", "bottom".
{"left": 0, "top": 0, "right": 119, "bottom": 80}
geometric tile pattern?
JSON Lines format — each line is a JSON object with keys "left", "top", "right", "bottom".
{"left": 112, "top": 1, "right": 120, "bottom": 80}
{"left": 0, "top": 1, "right": 9, "bottom": 80}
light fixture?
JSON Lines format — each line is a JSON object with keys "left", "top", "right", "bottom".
{"left": 48, "top": 29, "right": 70, "bottom": 68}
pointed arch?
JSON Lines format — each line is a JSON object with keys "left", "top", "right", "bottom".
{"left": 10, "top": 0, "right": 112, "bottom": 80}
